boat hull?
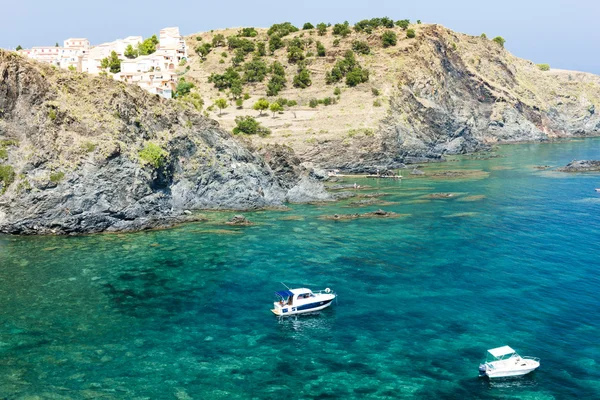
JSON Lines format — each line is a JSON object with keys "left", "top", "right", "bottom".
{"left": 271, "top": 297, "right": 334, "bottom": 316}
{"left": 485, "top": 366, "right": 538, "bottom": 378}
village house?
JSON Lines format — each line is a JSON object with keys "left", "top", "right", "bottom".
{"left": 16, "top": 28, "right": 186, "bottom": 99}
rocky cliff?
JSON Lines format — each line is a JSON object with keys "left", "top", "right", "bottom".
{"left": 183, "top": 24, "right": 600, "bottom": 172}
{"left": 0, "top": 50, "right": 329, "bottom": 234}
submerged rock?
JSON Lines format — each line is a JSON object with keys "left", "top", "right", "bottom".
{"left": 320, "top": 209, "right": 404, "bottom": 220}
{"left": 225, "top": 215, "right": 253, "bottom": 226}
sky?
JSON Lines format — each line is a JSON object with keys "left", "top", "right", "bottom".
{"left": 1, "top": 0, "right": 599, "bottom": 74}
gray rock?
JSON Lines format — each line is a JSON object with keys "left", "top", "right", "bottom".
{"left": 557, "top": 160, "right": 600, "bottom": 172}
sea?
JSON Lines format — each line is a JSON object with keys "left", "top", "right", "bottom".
{"left": 1, "top": 138, "right": 599, "bottom": 399}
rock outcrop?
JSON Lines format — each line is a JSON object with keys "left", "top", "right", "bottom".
{"left": 0, "top": 50, "right": 329, "bottom": 234}
{"left": 557, "top": 160, "right": 600, "bottom": 172}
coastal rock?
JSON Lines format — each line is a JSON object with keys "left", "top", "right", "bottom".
{"left": 557, "top": 160, "right": 600, "bottom": 172}
{"left": 226, "top": 215, "right": 252, "bottom": 225}
{"left": 0, "top": 51, "right": 327, "bottom": 234}
{"left": 320, "top": 209, "right": 402, "bottom": 220}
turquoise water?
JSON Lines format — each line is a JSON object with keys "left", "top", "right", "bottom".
{"left": 1, "top": 139, "right": 600, "bottom": 399}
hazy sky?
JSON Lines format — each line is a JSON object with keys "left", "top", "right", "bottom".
{"left": 1, "top": 0, "right": 598, "bottom": 74}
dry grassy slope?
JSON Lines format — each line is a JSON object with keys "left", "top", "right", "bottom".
{"left": 182, "top": 24, "right": 600, "bottom": 167}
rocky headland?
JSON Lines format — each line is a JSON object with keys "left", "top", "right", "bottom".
{"left": 0, "top": 50, "right": 329, "bottom": 234}
{"left": 557, "top": 160, "right": 600, "bottom": 172}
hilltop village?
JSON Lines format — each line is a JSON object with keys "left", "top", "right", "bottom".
{"left": 16, "top": 27, "right": 188, "bottom": 98}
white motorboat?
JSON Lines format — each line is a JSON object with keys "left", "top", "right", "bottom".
{"left": 271, "top": 287, "right": 336, "bottom": 316}
{"left": 478, "top": 346, "right": 540, "bottom": 378}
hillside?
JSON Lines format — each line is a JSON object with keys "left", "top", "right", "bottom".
{"left": 0, "top": 50, "right": 328, "bottom": 234}
{"left": 181, "top": 21, "right": 600, "bottom": 171}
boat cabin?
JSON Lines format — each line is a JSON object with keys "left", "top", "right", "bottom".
{"left": 486, "top": 346, "right": 517, "bottom": 361}
{"left": 275, "top": 288, "right": 315, "bottom": 306}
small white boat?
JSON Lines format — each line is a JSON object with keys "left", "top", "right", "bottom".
{"left": 271, "top": 287, "right": 336, "bottom": 316}
{"left": 478, "top": 346, "right": 540, "bottom": 378}
{"left": 595, "top": 188, "right": 600, "bottom": 192}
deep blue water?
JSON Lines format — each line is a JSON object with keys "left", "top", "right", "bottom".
{"left": 1, "top": 139, "right": 599, "bottom": 399}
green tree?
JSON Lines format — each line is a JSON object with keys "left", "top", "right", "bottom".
{"left": 316, "top": 23, "right": 327, "bottom": 36}
{"left": 492, "top": 36, "right": 506, "bottom": 47}
{"left": 396, "top": 19, "right": 410, "bottom": 30}
{"left": 270, "top": 102, "right": 283, "bottom": 117}
{"left": 332, "top": 21, "right": 351, "bottom": 37}
{"left": 239, "top": 27, "right": 258, "bottom": 37}
{"left": 243, "top": 57, "right": 268, "bottom": 82}
{"left": 208, "top": 67, "right": 241, "bottom": 90}
{"left": 232, "top": 48, "right": 246, "bottom": 66}
{"left": 480, "top": 33, "right": 487, "bottom": 39}
{"left": 124, "top": 44, "right": 138, "bottom": 59}
{"left": 256, "top": 42, "right": 266, "bottom": 56}
{"left": 417, "top": 20, "right": 422, "bottom": 24}
{"left": 293, "top": 68, "right": 311, "bottom": 88}
{"left": 212, "top": 34, "right": 226, "bottom": 47}
{"left": 346, "top": 67, "right": 369, "bottom": 87}
{"left": 382, "top": 31, "right": 397, "bottom": 47}
{"left": 267, "top": 61, "right": 287, "bottom": 96}
{"left": 267, "top": 22, "right": 299, "bottom": 37}
{"left": 303, "top": 22, "right": 314, "bottom": 30}
{"left": 406, "top": 29, "right": 416, "bottom": 39}
{"left": 253, "top": 98, "right": 270, "bottom": 116}
{"left": 175, "top": 78, "right": 194, "bottom": 97}
{"left": 235, "top": 98, "right": 244, "bottom": 108}
{"left": 269, "top": 35, "right": 284, "bottom": 53}
{"left": 195, "top": 43, "right": 212, "bottom": 59}
{"left": 214, "top": 98, "right": 228, "bottom": 115}
{"left": 138, "top": 35, "right": 159, "bottom": 55}
{"left": 16, "top": 45, "right": 23, "bottom": 51}
{"left": 68, "top": 65, "right": 76, "bottom": 71}
{"left": 100, "top": 51, "right": 121, "bottom": 73}
{"left": 139, "top": 142, "right": 166, "bottom": 169}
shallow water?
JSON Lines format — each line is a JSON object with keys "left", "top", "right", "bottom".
{"left": 1, "top": 139, "right": 600, "bottom": 399}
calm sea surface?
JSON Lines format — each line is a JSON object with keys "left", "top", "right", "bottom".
{"left": 1, "top": 139, "right": 599, "bottom": 399}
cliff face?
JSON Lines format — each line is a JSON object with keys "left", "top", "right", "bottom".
{"left": 0, "top": 51, "right": 329, "bottom": 234}
{"left": 183, "top": 24, "right": 600, "bottom": 172}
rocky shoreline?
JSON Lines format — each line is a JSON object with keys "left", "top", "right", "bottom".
{"left": 557, "top": 160, "right": 600, "bottom": 172}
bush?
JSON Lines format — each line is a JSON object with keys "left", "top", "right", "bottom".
{"left": 244, "top": 93, "right": 251, "bottom": 100}
{"left": 276, "top": 98, "right": 288, "bottom": 106}
{"left": 537, "top": 63, "right": 550, "bottom": 71}
{"left": 373, "top": 99, "right": 382, "bottom": 107}
{"left": 256, "top": 42, "right": 266, "bottom": 56}
{"left": 214, "top": 98, "right": 228, "bottom": 115}
{"left": 288, "top": 100, "right": 298, "bottom": 107}
{"left": 492, "top": 36, "right": 506, "bottom": 47}
{"left": 303, "top": 22, "right": 314, "bottom": 30}
{"left": 196, "top": 36, "right": 202, "bottom": 41}
{"left": 396, "top": 19, "right": 410, "bottom": 30}
{"left": 322, "top": 97, "right": 332, "bottom": 106}
{"left": 382, "top": 30, "right": 397, "bottom": 47}
{"left": 352, "top": 40, "right": 371, "bottom": 55}
{"left": 406, "top": 29, "right": 416, "bottom": 39}
{"left": 175, "top": 78, "right": 194, "bottom": 97}
{"left": 50, "top": 171, "right": 65, "bottom": 183}
{"left": 287, "top": 41, "right": 305, "bottom": 63}
{"left": 270, "top": 102, "right": 283, "bottom": 117}
{"left": 227, "top": 36, "right": 255, "bottom": 53}
{"left": 480, "top": 33, "right": 487, "bottom": 39}
{"left": 243, "top": 57, "right": 268, "bottom": 82}
{"left": 212, "top": 34, "right": 226, "bottom": 47}
{"left": 269, "top": 35, "right": 284, "bottom": 53}
{"left": 332, "top": 21, "right": 351, "bottom": 37}
{"left": 235, "top": 98, "right": 244, "bottom": 108}
{"left": 293, "top": 68, "right": 312, "bottom": 88}
{"left": 233, "top": 116, "right": 271, "bottom": 136}
{"left": 195, "top": 43, "right": 212, "bottom": 58}
{"left": 267, "top": 22, "right": 299, "bottom": 37}
{"left": 231, "top": 48, "right": 246, "bottom": 66}
{"left": 0, "top": 164, "right": 15, "bottom": 193}
{"left": 346, "top": 67, "right": 369, "bottom": 87}
{"left": 139, "top": 142, "right": 166, "bottom": 168}
{"left": 208, "top": 67, "right": 241, "bottom": 90}
{"left": 354, "top": 17, "right": 395, "bottom": 33}
{"left": 239, "top": 27, "right": 258, "bottom": 37}
{"left": 371, "top": 87, "right": 380, "bottom": 96}
{"left": 334, "top": 87, "right": 341, "bottom": 96}
{"left": 316, "top": 41, "right": 326, "bottom": 57}
{"left": 333, "top": 38, "right": 340, "bottom": 47}
{"left": 316, "top": 23, "right": 327, "bottom": 36}
{"left": 309, "top": 98, "right": 318, "bottom": 108}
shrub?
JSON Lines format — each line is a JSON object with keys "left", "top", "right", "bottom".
{"left": 492, "top": 36, "right": 506, "bottom": 47}
{"left": 243, "top": 57, "right": 268, "bottom": 82}
{"left": 219, "top": 59, "right": 225, "bottom": 64}
{"left": 333, "top": 39, "right": 340, "bottom": 47}
{"left": 139, "top": 142, "right": 166, "bottom": 168}
{"left": 287, "top": 41, "right": 305, "bottom": 63}
{"left": 288, "top": 100, "right": 298, "bottom": 107}
{"left": 227, "top": 36, "right": 255, "bottom": 53}
{"left": 537, "top": 63, "right": 550, "bottom": 71}
{"left": 352, "top": 40, "right": 371, "bottom": 55}
{"left": 276, "top": 97, "right": 288, "bottom": 106}
{"left": 480, "top": 33, "right": 487, "bottom": 39}
{"left": 354, "top": 17, "right": 395, "bottom": 33}
{"left": 309, "top": 98, "right": 318, "bottom": 108}
{"left": 256, "top": 42, "right": 266, "bottom": 56}
{"left": 253, "top": 98, "right": 270, "bottom": 115}
{"left": 316, "top": 41, "right": 326, "bottom": 57}
{"left": 50, "top": 171, "right": 65, "bottom": 183}
{"left": 221, "top": 51, "right": 228, "bottom": 57}
{"left": 239, "top": 27, "right": 258, "bottom": 37}
{"left": 195, "top": 43, "right": 212, "bottom": 58}
{"left": 406, "top": 29, "right": 416, "bottom": 39}
{"left": 346, "top": 67, "right": 369, "bottom": 87}
{"left": 303, "top": 22, "right": 314, "bottom": 30}
{"left": 267, "top": 22, "right": 299, "bottom": 37}
{"left": 235, "top": 98, "right": 244, "bottom": 108}
{"left": 212, "top": 34, "right": 226, "bottom": 47}
{"left": 269, "top": 35, "right": 284, "bottom": 53}
{"left": 196, "top": 36, "right": 202, "bottom": 41}
{"left": 396, "top": 19, "right": 410, "bottom": 30}
{"left": 417, "top": 20, "right": 422, "bottom": 24}
{"left": 371, "top": 87, "right": 380, "bottom": 96}
{"left": 373, "top": 99, "right": 382, "bottom": 107}
{"left": 323, "top": 97, "right": 332, "bottom": 106}
{"left": 233, "top": 116, "right": 271, "bottom": 136}
{"left": 175, "top": 78, "right": 194, "bottom": 97}
{"left": 332, "top": 21, "right": 351, "bottom": 37}
{"left": 231, "top": 49, "right": 246, "bottom": 66}
{"left": 137, "top": 35, "right": 159, "bottom": 55}
{"left": 0, "top": 165, "right": 15, "bottom": 193}
{"left": 382, "top": 30, "right": 397, "bottom": 47}
{"left": 48, "top": 109, "right": 57, "bottom": 121}
{"left": 293, "top": 68, "right": 312, "bottom": 88}
{"left": 244, "top": 93, "right": 251, "bottom": 100}
{"left": 334, "top": 87, "right": 341, "bottom": 96}
{"left": 208, "top": 67, "right": 241, "bottom": 90}
{"left": 214, "top": 98, "right": 228, "bottom": 115}
{"left": 316, "top": 23, "right": 327, "bottom": 36}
